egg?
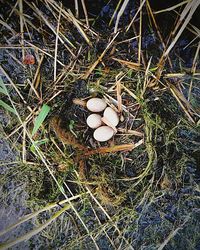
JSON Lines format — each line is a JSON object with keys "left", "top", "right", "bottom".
{"left": 93, "top": 126, "right": 114, "bottom": 142}
{"left": 101, "top": 117, "right": 117, "bottom": 133}
{"left": 86, "top": 98, "right": 107, "bottom": 112}
{"left": 103, "top": 107, "right": 119, "bottom": 127}
{"left": 86, "top": 114, "right": 102, "bottom": 129}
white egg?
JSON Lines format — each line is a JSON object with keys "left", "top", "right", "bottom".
{"left": 86, "top": 114, "right": 102, "bottom": 129}
{"left": 103, "top": 107, "right": 119, "bottom": 127}
{"left": 93, "top": 126, "right": 114, "bottom": 142}
{"left": 86, "top": 98, "right": 107, "bottom": 112}
{"left": 101, "top": 117, "right": 117, "bottom": 133}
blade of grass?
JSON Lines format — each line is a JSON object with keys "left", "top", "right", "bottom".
{"left": 0, "top": 76, "right": 17, "bottom": 114}
{"left": 0, "top": 77, "right": 8, "bottom": 95}
{"left": 0, "top": 100, "right": 17, "bottom": 115}
{"left": 114, "top": 0, "right": 130, "bottom": 33}
{"left": 0, "top": 87, "right": 7, "bottom": 95}
{"left": 109, "top": 0, "right": 123, "bottom": 26}
{"left": 32, "top": 104, "right": 51, "bottom": 137}
{"left": 154, "top": 0, "right": 190, "bottom": 14}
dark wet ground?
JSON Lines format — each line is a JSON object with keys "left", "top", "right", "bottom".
{"left": 0, "top": 112, "right": 30, "bottom": 249}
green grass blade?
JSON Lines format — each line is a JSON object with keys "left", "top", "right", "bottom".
{"left": 0, "top": 76, "right": 8, "bottom": 95}
{"left": 0, "top": 77, "right": 17, "bottom": 115}
{"left": 0, "top": 100, "right": 17, "bottom": 114}
{"left": 0, "top": 87, "right": 7, "bottom": 95}
{"left": 30, "top": 138, "right": 49, "bottom": 153}
{"left": 32, "top": 104, "right": 50, "bottom": 137}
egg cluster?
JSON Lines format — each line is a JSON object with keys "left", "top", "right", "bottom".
{"left": 86, "top": 98, "right": 119, "bottom": 142}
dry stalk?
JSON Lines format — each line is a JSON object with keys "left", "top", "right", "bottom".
{"left": 112, "top": 57, "right": 141, "bottom": 70}
{"left": 114, "top": 0, "right": 130, "bottom": 33}
{"left": 19, "top": 0, "right": 25, "bottom": 60}
{"left": 81, "top": 0, "right": 89, "bottom": 27}
{"left": 54, "top": 3, "right": 62, "bottom": 82}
